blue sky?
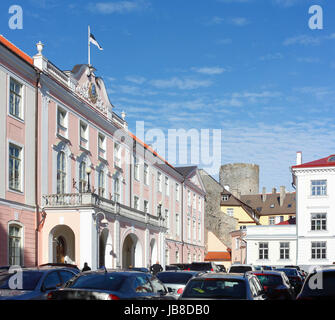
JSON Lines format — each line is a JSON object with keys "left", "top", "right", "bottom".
{"left": 1, "top": 0, "right": 335, "bottom": 192}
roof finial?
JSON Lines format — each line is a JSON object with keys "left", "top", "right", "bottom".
{"left": 36, "top": 41, "right": 44, "bottom": 55}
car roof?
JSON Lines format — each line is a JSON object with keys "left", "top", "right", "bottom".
{"left": 230, "top": 264, "right": 253, "bottom": 267}
{"left": 193, "top": 272, "right": 250, "bottom": 280}
{"left": 252, "top": 270, "right": 285, "bottom": 276}
{"left": 158, "top": 270, "right": 201, "bottom": 274}
{"left": 77, "top": 269, "right": 150, "bottom": 276}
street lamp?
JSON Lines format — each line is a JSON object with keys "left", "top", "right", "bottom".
{"left": 86, "top": 166, "right": 92, "bottom": 192}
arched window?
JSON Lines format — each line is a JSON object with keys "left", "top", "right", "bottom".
{"left": 114, "top": 177, "right": 120, "bottom": 203}
{"left": 57, "top": 151, "right": 66, "bottom": 194}
{"left": 8, "top": 224, "right": 22, "bottom": 266}
{"left": 98, "top": 170, "right": 105, "bottom": 198}
{"left": 79, "top": 161, "right": 87, "bottom": 193}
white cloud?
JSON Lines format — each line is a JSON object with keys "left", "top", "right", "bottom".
{"left": 296, "top": 57, "right": 320, "bottom": 64}
{"left": 230, "top": 17, "right": 249, "bottom": 26}
{"left": 259, "top": 53, "right": 284, "bottom": 61}
{"left": 125, "top": 75, "right": 146, "bottom": 84}
{"left": 192, "top": 66, "right": 226, "bottom": 75}
{"left": 283, "top": 35, "right": 321, "bottom": 46}
{"left": 216, "top": 38, "right": 233, "bottom": 45}
{"left": 87, "top": 0, "right": 150, "bottom": 14}
{"left": 150, "top": 77, "right": 212, "bottom": 90}
{"left": 273, "top": 0, "right": 301, "bottom": 7}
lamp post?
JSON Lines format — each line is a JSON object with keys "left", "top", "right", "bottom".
{"left": 86, "top": 166, "right": 92, "bottom": 192}
{"left": 92, "top": 211, "right": 108, "bottom": 269}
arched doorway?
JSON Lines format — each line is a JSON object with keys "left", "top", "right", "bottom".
{"left": 49, "top": 225, "right": 75, "bottom": 264}
{"left": 122, "top": 233, "right": 143, "bottom": 268}
{"left": 99, "top": 228, "right": 110, "bottom": 268}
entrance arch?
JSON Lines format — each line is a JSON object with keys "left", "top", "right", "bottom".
{"left": 99, "top": 228, "right": 113, "bottom": 268}
{"left": 49, "top": 225, "right": 75, "bottom": 264}
{"left": 150, "top": 238, "right": 157, "bottom": 266}
{"left": 122, "top": 233, "right": 143, "bottom": 268}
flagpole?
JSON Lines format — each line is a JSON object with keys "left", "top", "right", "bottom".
{"left": 88, "top": 25, "right": 91, "bottom": 66}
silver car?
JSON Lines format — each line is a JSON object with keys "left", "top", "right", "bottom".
{"left": 0, "top": 266, "right": 79, "bottom": 300}
{"left": 179, "top": 272, "right": 268, "bottom": 300}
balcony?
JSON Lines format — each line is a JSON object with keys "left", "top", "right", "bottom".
{"left": 42, "top": 192, "right": 163, "bottom": 228}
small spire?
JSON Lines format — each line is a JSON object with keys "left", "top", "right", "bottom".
{"left": 121, "top": 111, "right": 126, "bottom": 120}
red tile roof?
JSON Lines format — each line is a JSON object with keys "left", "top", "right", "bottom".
{"left": 204, "top": 251, "right": 231, "bottom": 261}
{"left": 0, "top": 35, "right": 33, "bottom": 65}
{"left": 292, "top": 154, "right": 335, "bottom": 169}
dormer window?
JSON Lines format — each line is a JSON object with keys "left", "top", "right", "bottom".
{"left": 222, "top": 195, "right": 229, "bottom": 201}
{"left": 98, "top": 133, "right": 106, "bottom": 159}
{"left": 57, "top": 107, "right": 68, "bottom": 137}
{"left": 80, "top": 121, "right": 89, "bottom": 149}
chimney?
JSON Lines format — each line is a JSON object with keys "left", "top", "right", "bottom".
{"left": 262, "top": 187, "right": 267, "bottom": 202}
{"left": 272, "top": 187, "right": 277, "bottom": 194}
{"left": 280, "top": 186, "right": 286, "bottom": 207}
{"left": 296, "top": 151, "right": 302, "bottom": 165}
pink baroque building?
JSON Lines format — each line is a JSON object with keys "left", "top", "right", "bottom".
{"left": 0, "top": 36, "right": 205, "bottom": 270}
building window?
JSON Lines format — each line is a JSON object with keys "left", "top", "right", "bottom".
{"left": 165, "top": 209, "right": 169, "bottom": 232}
{"left": 193, "top": 194, "right": 196, "bottom": 208}
{"left": 144, "top": 164, "right": 149, "bottom": 185}
{"left": 176, "top": 183, "right": 180, "bottom": 201}
{"left": 9, "top": 78, "right": 23, "bottom": 119}
{"left": 144, "top": 200, "right": 149, "bottom": 214}
{"left": 187, "top": 191, "right": 191, "bottom": 207}
{"left": 57, "top": 107, "right": 67, "bottom": 137}
{"left": 193, "top": 219, "right": 196, "bottom": 241}
{"left": 259, "top": 242, "right": 268, "bottom": 260}
{"left": 176, "top": 251, "right": 179, "bottom": 263}
{"left": 227, "top": 208, "right": 234, "bottom": 217}
{"left": 222, "top": 194, "right": 229, "bottom": 201}
{"left": 235, "top": 238, "right": 240, "bottom": 250}
{"left": 114, "top": 178, "right": 120, "bottom": 203}
{"left": 187, "top": 252, "right": 191, "bottom": 263}
{"left": 198, "top": 254, "right": 201, "bottom": 262}
{"left": 98, "top": 133, "right": 106, "bottom": 159}
{"left": 311, "top": 213, "right": 327, "bottom": 231}
{"left": 193, "top": 253, "right": 196, "bottom": 263}
{"left": 165, "top": 176, "right": 169, "bottom": 196}
{"left": 8, "top": 224, "right": 22, "bottom": 266}
{"left": 134, "top": 196, "right": 139, "bottom": 210}
{"left": 134, "top": 157, "right": 140, "bottom": 181}
{"left": 79, "top": 161, "right": 87, "bottom": 193}
{"left": 165, "top": 249, "right": 169, "bottom": 265}
{"left": 9, "top": 144, "right": 22, "bottom": 192}
{"left": 57, "top": 151, "right": 66, "bottom": 194}
{"left": 240, "top": 225, "right": 246, "bottom": 230}
{"left": 311, "top": 180, "right": 327, "bottom": 196}
{"left": 98, "top": 170, "right": 105, "bottom": 198}
{"left": 198, "top": 220, "right": 201, "bottom": 242}
{"left": 280, "top": 242, "right": 290, "bottom": 260}
{"left": 198, "top": 197, "right": 201, "bottom": 212}
{"left": 157, "top": 172, "right": 162, "bottom": 192}
{"left": 79, "top": 121, "right": 88, "bottom": 148}
{"left": 176, "top": 214, "right": 180, "bottom": 236}
{"left": 269, "top": 217, "right": 275, "bottom": 225}
{"left": 311, "top": 241, "right": 326, "bottom": 259}
{"left": 114, "top": 143, "right": 121, "bottom": 168}
{"left": 187, "top": 218, "right": 191, "bottom": 240}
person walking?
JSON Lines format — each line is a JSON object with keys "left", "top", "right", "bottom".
{"left": 150, "top": 261, "right": 163, "bottom": 275}
{"left": 82, "top": 262, "right": 91, "bottom": 272}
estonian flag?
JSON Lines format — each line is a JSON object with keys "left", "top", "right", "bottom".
{"left": 89, "top": 33, "right": 103, "bottom": 51}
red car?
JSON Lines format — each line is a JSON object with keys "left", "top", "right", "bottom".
{"left": 252, "top": 270, "right": 295, "bottom": 300}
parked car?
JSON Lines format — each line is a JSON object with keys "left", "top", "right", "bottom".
{"left": 297, "top": 267, "right": 335, "bottom": 300}
{"left": 228, "top": 264, "right": 257, "bottom": 274}
{"left": 47, "top": 270, "right": 176, "bottom": 300}
{"left": 0, "top": 266, "right": 79, "bottom": 300}
{"left": 179, "top": 272, "right": 267, "bottom": 300}
{"left": 276, "top": 268, "right": 304, "bottom": 296}
{"left": 252, "top": 270, "right": 295, "bottom": 300}
{"left": 127, "top": 267, "right": 150, "bottom": 273}
{"left": 156, "top": 271, "right": 203, "bottom": 297}
{"left": 39, "top": 263, "right": 79, "bottom": 271}
{"left": 262, "top": 266, "right": 274, "bottom": 271}
{"left": 170, "top": 263, "right": 192, "bottom": 270}
{"left": 189, "top": 262, "right": 220, "bottom": 273}
{"left": 165, "top": 265, "right": 181, "bottom": 271}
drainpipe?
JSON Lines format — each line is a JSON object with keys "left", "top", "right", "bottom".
{"left": 34, "top": 69, "right": 41, "bottom": 266}
{"left": 181, "top": 178, "right": 185, "bottom": 263}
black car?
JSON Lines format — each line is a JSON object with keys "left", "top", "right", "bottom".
{"left": 165, "top": 265, "right": 181, "bottom": 271}
{"left": 252, "top": 270, "right": 295, "bottom": 300}
{"left": 170, "top": 263, "right": 192, "bottom": 270}
{"left": 47, "top": 270, "right": 176, "bottom": 300}
{"left": 297, "top": 267, "right": 335, "bottom": 300}
{"left": 276, "top": 268, "right": 304, "bottom": 296}
{"left": 189, "top": 262, "right": 220, "bottom": 272}
{"left": 127, "top": 267, "right": 150, "bottom": 273}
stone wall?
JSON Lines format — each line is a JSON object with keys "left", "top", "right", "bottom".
{"left": 199, "top": 169, "right": 237, "bottom": 250}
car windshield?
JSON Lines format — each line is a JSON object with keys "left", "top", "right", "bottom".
{"left": 0, "top": 271, "right": 43, "bottom": 291}
{"left": 303, "top": 271, "right": 335, "bottom": 296}
{"left": 156, "top": 272, "right": 194, "bottom": 284}
{"left": 67, "top": 273, "right": 126, "bottom": 291}
{"left": 182, "top": 279, "right": 246, "bottom": 299}
{"left": 276, "top": 269, "right": 297, "bottom": 276}
{"left": 190, "top": 263, "right": 213, "bottom": 271}
{"left": 256, "top": 274, "right": 283, "bottom": 286}
{"left": 229, "top": 266, "right": 252, "bottom": 273}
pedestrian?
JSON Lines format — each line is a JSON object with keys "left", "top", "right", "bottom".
{"left": 82, "top": 262, "right": 91, "bottom": 272}
{"left": 150, "top": 261, "right": 163, "bottom": 275}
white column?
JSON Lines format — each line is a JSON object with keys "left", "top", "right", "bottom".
{"left": 114, "top": 217, "right": 120, "bottom": 268}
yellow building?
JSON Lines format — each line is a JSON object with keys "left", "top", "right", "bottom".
{"left": 240, "top": 187, "right": 296, "bottom": 225}
{"left": 220, "top": 189, "right": 260, "bottom": 230}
